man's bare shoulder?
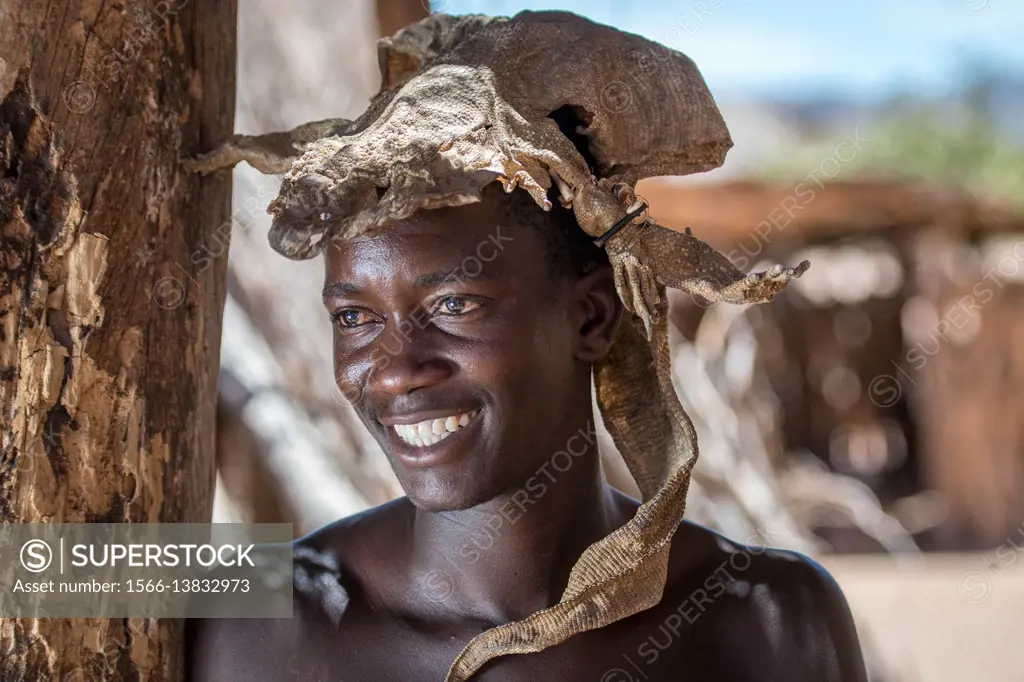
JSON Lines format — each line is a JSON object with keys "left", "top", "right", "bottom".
{"left": 656, "top": 520, "right": 867, "bottom": 681}
{"left": 667, "top": 520, "right": 848, "bottom": 602}
{"left": 185, "top": 498, "right": 414, "bottom": 681}
{"left": 293, "top": 496, "right": 414, "bottom": 577}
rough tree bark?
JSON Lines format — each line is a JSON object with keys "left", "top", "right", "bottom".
{"left": 0, "top": 1, "right": 235, "bottom": 680}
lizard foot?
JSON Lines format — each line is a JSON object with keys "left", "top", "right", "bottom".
{"left": 550, "top": 170, "right": 575, "bottom": 208}
{"left": 708, "top": 260, "right": 811, "bottom": 305}
{"left": 611, "top": 249, "right": 662, "bottom": 339}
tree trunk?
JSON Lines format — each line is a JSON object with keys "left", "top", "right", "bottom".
{"left": 0, "top": 1, "right": 235, "bottom": 679}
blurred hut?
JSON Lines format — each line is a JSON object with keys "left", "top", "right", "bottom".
{"left": 640, "top": 178, "right": 1024, "bottom": 551}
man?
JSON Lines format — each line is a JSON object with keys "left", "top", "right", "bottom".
{"left": 188, "top": 184, "right": 866, "bottom": 681}
{"left": 186, "top": 10, "right": 866, "bottom": 681}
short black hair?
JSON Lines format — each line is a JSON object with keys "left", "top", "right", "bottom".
{"left": 491, "top": 183, "right": 609, "bottom": 281}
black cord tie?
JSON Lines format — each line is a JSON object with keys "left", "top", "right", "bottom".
{"left": 594, "top": 200, "right": 648, "bottom": 247}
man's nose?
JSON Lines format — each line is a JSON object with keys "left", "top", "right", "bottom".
{"left": 368, "top": 329, "right": 452, "bottom": 396}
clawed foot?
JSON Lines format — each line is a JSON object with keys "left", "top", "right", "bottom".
{"left": 550, "top": 170, "right": 574, "bottom": 208}
{"left": 610, "top": 250, "right": 662, "bottom": 339}
{"left": 610, "top": 182, "right": 638, "bottom": 206}
{"left": 603, "top": 218, "right": 811, "bottom": 339}
{"left": 708, "top": 260, "right": 810, "bottom": 304}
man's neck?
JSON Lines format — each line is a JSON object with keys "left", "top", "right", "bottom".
{"left": 405, "top": 422, "right": 633, "bottom": 626}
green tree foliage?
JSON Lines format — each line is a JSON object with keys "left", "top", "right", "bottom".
{"left": 764, "top": 69, "right": 1024, "bottom": 208}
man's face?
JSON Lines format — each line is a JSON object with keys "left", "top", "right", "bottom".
{"left": 322, "top": 192, "right": 617, "bottom": 511}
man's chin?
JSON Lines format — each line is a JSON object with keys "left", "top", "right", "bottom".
{"left": 398, "top": 470, "right": 504, "bottom": 513}
{"left": 403, "top": 488, "right": 495, "bottom": 513}
{"left": 406, "top": 497, "right": 475, "bottom": 513}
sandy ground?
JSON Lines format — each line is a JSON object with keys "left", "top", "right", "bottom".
{"left": 821, "top": 552, "right": 1024, "bottom": 682}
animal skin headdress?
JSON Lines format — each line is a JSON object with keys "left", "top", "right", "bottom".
{"left": 188, "top": 10, "right": 808, "bottom": 680}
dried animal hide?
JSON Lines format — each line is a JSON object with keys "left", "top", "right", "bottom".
{"left": 185, "top": 11, "right": 809, "bottom": 681}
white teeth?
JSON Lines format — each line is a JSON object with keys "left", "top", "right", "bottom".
{"left": 392, "top": 411, "right": 478, "bottom": 448}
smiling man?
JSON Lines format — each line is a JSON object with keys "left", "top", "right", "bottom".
{"left": 186, "top": 10, "right": 867, "bottom": 682}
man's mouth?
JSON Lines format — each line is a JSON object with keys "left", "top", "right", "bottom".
{"left": 391, "top": 410, "right": 480, "bottom": 448}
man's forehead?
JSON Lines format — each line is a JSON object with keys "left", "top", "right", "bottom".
{"left": 322, "top": 207, "right": 529, "bottom": 289}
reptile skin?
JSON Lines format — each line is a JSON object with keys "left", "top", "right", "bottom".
{"left": 184, "top": 11, "right": 809, "bottom": 681}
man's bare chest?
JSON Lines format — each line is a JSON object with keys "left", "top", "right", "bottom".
{"left": 237, "top": 594, "right": 757, "bottom": 682}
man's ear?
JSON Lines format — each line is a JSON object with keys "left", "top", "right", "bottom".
{"left": 573, "top": 265, "right": 623, "bottom": 362}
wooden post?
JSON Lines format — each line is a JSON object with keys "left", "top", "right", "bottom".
{"left": 0, "top": 0, "right": 236, "bottom": 678}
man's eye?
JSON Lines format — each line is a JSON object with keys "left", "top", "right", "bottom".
{"left": 436, "top": 296, "right": 480, "bottom": 315}
{"left": 333, "top": 309, "right": 374, "bottom": 328}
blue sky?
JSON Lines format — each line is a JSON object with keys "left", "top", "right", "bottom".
{"left": 433, "top": 0, "right": 1024, "bottom": 98}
